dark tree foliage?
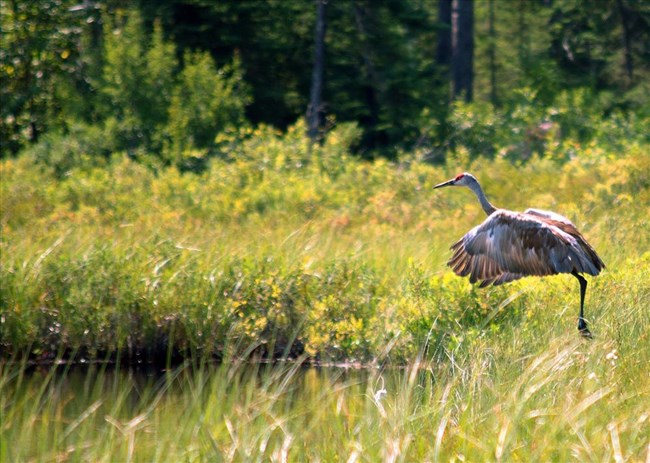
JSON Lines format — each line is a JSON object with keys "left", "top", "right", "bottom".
{"left": 138, "top": 0, "right": 314, "bottom": 129}
{"left": 1, "top": 0, "right": 649, "bottom": 158}
{"left": 487, "top": 0, "right": 497, "bottom": 106}
{"left": 548, "top": 0, "right": 650, "bottom": 97}
{"left": 136, "top": 0, "right": 437, "bottom": 155}
{"left": 1, "top": 0, "right": 84, "bottom": 153}
{"left": 325, "top": 0, "right": 437, "bottom": 154}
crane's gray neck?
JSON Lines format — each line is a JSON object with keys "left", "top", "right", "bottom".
{"left": 468, "top": 180, "right": 497, "bottom": 215}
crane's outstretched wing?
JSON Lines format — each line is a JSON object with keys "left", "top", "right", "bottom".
{"left": 524, "top": 208, "right": 605, "bottom": 273}
{"left": 448, "top": 210, "right": 603, "bottom": 287}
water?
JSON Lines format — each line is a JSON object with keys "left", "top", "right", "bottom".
{"left": 2, "top": 361, "right": 430, "bottom": 461}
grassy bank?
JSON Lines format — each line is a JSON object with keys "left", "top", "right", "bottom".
{"left": 1, "top": 125, "right": 649, "bottom": 363}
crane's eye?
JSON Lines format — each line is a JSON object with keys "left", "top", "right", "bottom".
{"left": 454, "top": 174, "right": 465, "bottom": 181}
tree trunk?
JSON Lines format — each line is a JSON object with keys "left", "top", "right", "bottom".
{"left": 452, "top": 0, "right": 474, "bottom": 102}
{"left": 488, "top": 0, "right": 497, "bottom": 106}
{"left": 353, "top": 2, "right": 383, "bottom": 148}
{"left": 616, "top": 0, "right": 634, "bottom": 84}
{"left": 307, "top": 0, "right": 326, "bottom": 142}
{"left": 436, "top": 0, "right": 452, "bottom": 69}
{"left": 517, "top": 0, "right": 529, "bottom": 73}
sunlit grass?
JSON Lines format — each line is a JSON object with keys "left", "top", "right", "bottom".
{"left": 2, "top": 321, "right": 649, "bottom": 462}
{"left": 1, "top": 130, "right": 649, "bottom": 460}
{"left": 1, "top": 136, "right": 649, "bottom": 361}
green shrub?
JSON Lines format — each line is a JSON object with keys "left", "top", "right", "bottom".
{"left": 21, "top": 123, "right": 113, "bottom": 177}
{"left": 101, "top": 13, "right": 176, "bottom": 154}
{"left": 419, "top": 88, "right": 650, "bottom": 162}
{"left": 165, "top": 54, "right": 250, "bottom": 166}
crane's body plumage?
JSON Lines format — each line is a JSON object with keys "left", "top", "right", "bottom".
{"left": 450, "top": 208, "right": 604, "bottom": 287}
{"left": 434, "top": 172, "right": 604, "bottom": 337}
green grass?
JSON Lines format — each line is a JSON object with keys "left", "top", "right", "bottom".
{"left": 2, "top": 328, "right": 649, "bottom": 461}
{"left": 1, "top": 126, "right": 649, "bottom": 459}
{"left": 1, "top": 128, "right": 649, "bottom": 362}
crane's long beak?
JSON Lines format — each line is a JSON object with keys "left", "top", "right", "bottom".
{"left": 433, "top": 179, "right": 455, "bottom": 189}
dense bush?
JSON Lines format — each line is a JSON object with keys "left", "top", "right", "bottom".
{"left": 419, "top": 88, "right": 650, "bottom": 162}
{"left": 8, "top": 9, "right": 250, "bottom": 172}
{"left": 165, "top": 53, "right": 249, "bottom": 165}
{"left": 1, "top": 123, "right": 649, "bottom": 363}
{"left": 100, "top": 13, "right": 176, "bottom": 154}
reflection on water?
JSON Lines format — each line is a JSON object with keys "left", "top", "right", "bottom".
{"left": 9, "top": 363, "right": 366, "bottom": 416}
{"left": 2, "top": 361, "right": 437, "bottom": 461}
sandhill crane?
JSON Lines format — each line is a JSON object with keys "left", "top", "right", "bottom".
{"left": 434, "top": 172, "right": 605, "bottom": 337}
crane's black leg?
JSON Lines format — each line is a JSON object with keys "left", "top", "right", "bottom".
{"left": 572, "top": 270, "right": 592, "bottom": 338}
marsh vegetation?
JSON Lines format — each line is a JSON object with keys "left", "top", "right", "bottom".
{"left": 2, "top": 1, "right": 649, "bottom": 460}
{"left": 2, "top": 121, "right": 649, "bottom": 461}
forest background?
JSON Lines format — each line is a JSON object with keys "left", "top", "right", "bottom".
{"left": 2, "top": 0, "right": 649, "bottom": 164}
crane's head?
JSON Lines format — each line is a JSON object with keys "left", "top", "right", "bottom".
{"left": 433, "top": 172, "right": 477, "bottom": 189}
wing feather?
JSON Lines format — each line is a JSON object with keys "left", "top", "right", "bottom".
{"left": 447, "top": 209, "right": 603, "bottom": 287}
{"left": 525, "top": 208, "right": 605, "bottom": 273}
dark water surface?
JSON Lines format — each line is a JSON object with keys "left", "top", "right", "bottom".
{"left": 2, "top": 359, "right": 435, "bottom": 461}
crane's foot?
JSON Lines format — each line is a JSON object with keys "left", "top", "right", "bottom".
{"left": 578, "top": 318, "right": 592, "bottom": 339}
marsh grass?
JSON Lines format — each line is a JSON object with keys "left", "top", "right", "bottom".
{"left": 1, "top": 126, "right": 649, "bottom": 460}
{"left": 2, "top": 323, "right": 649, "bottom": 461}
{"left": 2, "top": 137, "right": 648, "bottom": 363}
